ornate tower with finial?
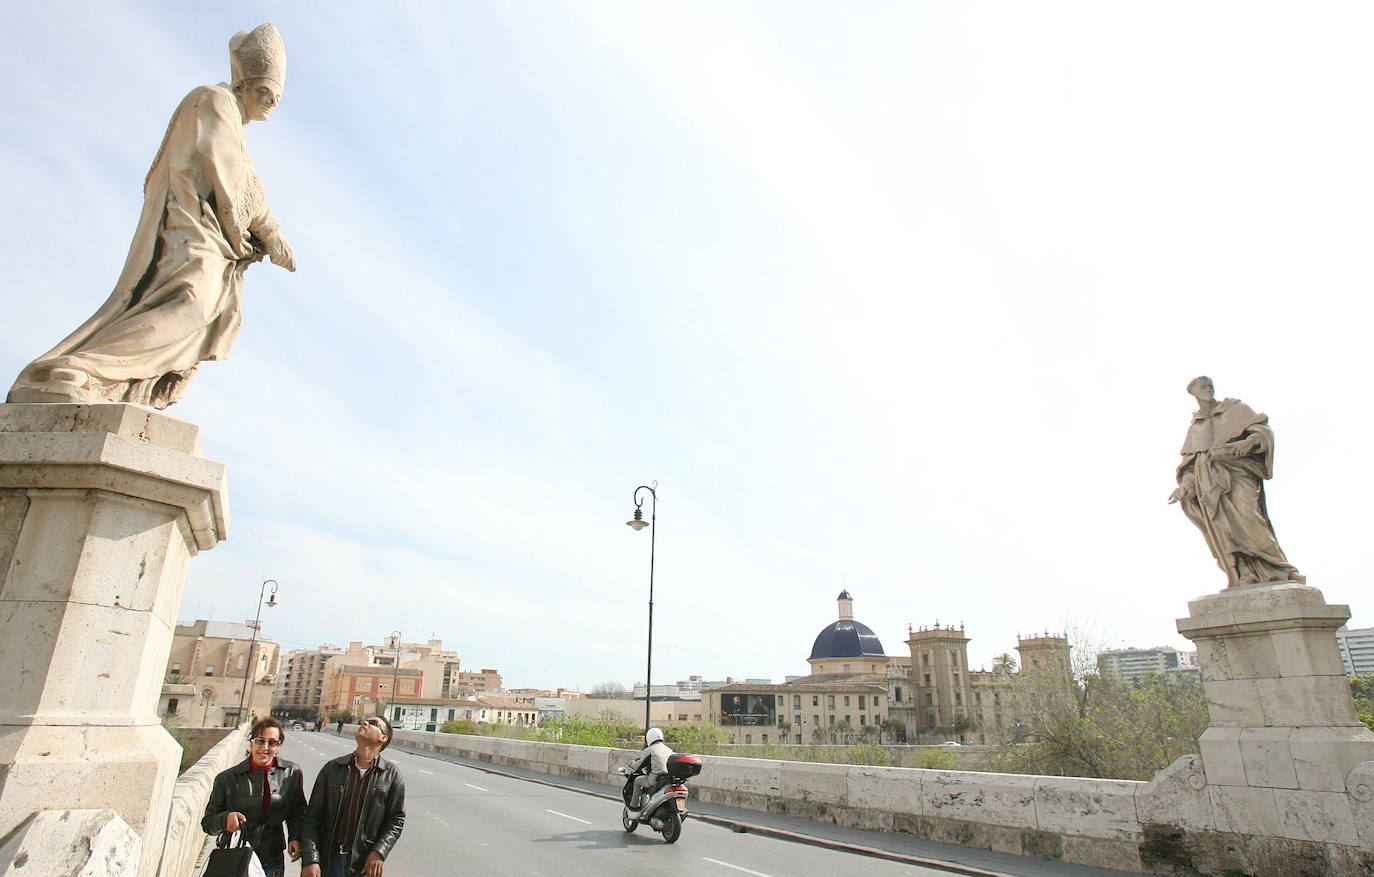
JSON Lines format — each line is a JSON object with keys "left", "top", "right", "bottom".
{"left": 905, "top": 621, "right": 974, "bottom": 738}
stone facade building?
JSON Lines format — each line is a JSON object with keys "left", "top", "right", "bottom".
{"left": 322, "top": 665, "right": 423, "bottom": 718}
{"left": 704, "top": 592, "right": 1069, "bottom": 744}
{"left": 162, "top": 620, "right": 280, "bottom": 728}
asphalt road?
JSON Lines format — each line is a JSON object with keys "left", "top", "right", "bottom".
{"left": 271, "top": 731, "right": 976, "bottom": 876}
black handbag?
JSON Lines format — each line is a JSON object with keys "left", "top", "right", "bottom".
{"left": 203, "top": 831, "right": 266, "bottom": 877}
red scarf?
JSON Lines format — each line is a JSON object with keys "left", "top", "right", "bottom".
{"left": 250, "top": 758, "right": 277, "bottom": 812}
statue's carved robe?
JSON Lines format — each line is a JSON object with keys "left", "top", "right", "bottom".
{"left": 1176, "top": 398, "right": 1301, "bottom": 587}
{"left": 8, "top": 83, "right": 280, "bottom": 409}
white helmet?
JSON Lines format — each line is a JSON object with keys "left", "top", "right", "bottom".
{"left": 645, "top": 727, "right": 664, "bottom": 745}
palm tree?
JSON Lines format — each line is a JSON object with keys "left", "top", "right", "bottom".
{"left": 992, "top": 653, "right": 1018, "bottom": 676}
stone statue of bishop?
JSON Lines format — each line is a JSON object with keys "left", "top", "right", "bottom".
{"left": 7, "top": 23, "right": 296, "bottom": 409}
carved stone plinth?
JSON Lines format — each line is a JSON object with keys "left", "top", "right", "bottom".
{"left": 0, "top": 808, "right": 140, "bottom": 875}
{"left": 0, "top": 404, "right": 228, "bottom": 876}
{"left": 1178, "top": 582, "right": 1374, "bottom": 850}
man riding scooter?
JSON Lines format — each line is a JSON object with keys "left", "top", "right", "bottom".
{"left": 623, "top": 727, "right": 673, "bottom": 809}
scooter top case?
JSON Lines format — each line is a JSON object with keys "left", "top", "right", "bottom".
{"left": 666, "top": 754, "right": 703, "bottom": 779}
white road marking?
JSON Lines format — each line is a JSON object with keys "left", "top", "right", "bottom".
{"left": 464, "top": 783, "right": 488, "bottom": 792}
{"left": 431, "top": 815, "right": 450, "bottom": 826}
{"left": 418, "top": 769, "right": 434, "bottom": 774}
{"left": 703, "top": 859, "right": 774, "bottom": 877}
{"left": 545, "top": 809, "right": 592, "bottom": 825}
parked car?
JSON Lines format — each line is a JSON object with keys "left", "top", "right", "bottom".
{"left": 940, "top": 741, "right": 962, "bottom": 746}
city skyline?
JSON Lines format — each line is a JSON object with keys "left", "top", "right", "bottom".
{"left": 6, "top": 3, "right": 1374, "bottom": 688}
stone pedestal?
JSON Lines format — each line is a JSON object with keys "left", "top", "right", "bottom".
{"left": 1178, "top": 581, "right": 1374, "bottom": 849}
{"left": 0, "top": 404, "right": 228, "bottom": 876}
{"left": 0, "top": 809, "right": 141, "bottom": 876}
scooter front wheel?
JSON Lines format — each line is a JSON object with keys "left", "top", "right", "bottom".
{"left": 622, "top": 807, "right": 637, "bottom": 833}
{"left": 659, "top": 809, "right": 682, "bottom": 843}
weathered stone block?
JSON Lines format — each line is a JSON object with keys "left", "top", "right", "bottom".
{"left": 1198, "top": 728, "right": 1247, "bottom": 788}
{"left": 1258, "top": 675, "right": 1361, "bottom": 727}
{"left": 1204, "top": 631, "right": 1281, "bottom": 681}
{"left": 1245, "top": 833, "right": 1342, "bottom": 877}
{"left": 1060, "top": 835, "right": 1142, "bottom": 871}
{"left": 696, "top": 755, "right": 782, "bottom": 800}
{"left": 1136, "top": 754, "right": 1214, "bottom": 831}
{"left": 779, "top": 760, "right": 848, "bottom": 805}
{"left": 0, "top": 808, "right": 140, "bottom": 876}
{"left": 1272, "top": 788, "right": 1359, "bottom": 845}
{"left": 1201, "top": 678, "right": 1266, "bottom": 726}
{"left": 1208, "top": 785, "right": 1281, "bottom": 836}
{"left": 1033, "top": 776, "right": 1140, "bottom": 840}
{"left": 1238, "top": 726, "right": 1298, "bottom": 789}
{"left": 847, "top": 766, "right": 921, "bottom": 817}
{"left": 921, "top": 770, "right": 1037, "bottom": 829}
{"left": 1270, "top": 627, "right": 1349, "bottom": 678}
{"left": 1289, "top": 727, "right": 1374, "bottom": 793}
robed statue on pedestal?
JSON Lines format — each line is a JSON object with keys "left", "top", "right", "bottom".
{"left": 1170, "top": 376, "right": 1302, "bottom": 588}
{"left": 7, "top": 23, "right": 295, "bottom": 409}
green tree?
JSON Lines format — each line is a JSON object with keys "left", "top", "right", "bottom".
{"left": 912, "top": 747, "right": 957, "bottom": 769}
{"left": 834, "top": 742, "right": 891, "bottom": 766}
{"left": 662, "top": 721, "right": 731, "bottom": 754}
{"left": 879, "top": 717, "right": 906, "bottom": 744}
{"left": 529, "top": 714, "right": 636, "bottom": 747}
{"left": 990, "top": 671, "right": 1209, "bottom": 781}
{"left": 991, "top": 653, "right": 1018, "bottom": 676}
{"left": 1350, "top": 674, "right": 1374, "bottom": 731}
{"left": 441, "top": 718, "right": 478, "bottom": 735}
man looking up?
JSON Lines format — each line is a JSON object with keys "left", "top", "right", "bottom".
{"left": 301, "top": 717, "right": 406, "bottom": 877}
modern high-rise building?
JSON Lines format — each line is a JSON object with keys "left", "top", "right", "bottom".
{"left": 1096, "top": 646, "right": 1197, "bottom": 683}
{"left": 1336, "top": 626, "right": 1374, "bottom": 676}
{"left": 275, "top": 644, "right": 345, "bottom": 718}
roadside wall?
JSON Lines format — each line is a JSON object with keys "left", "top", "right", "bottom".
{"left": 384, "top": 729, "right": 1374, "bottom": 873}
{"left": 386, "top": 727, "right": 1145, "bottom": 871}
{"left": 158, "top": 724, "right": 246, "bottom": 877}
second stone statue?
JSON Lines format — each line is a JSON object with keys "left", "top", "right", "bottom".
{"left": 1169, "top": 376, "right": 1302, "bottom": 588}
{"left": 6, "top": 23, "right": 296, "bottom": 410}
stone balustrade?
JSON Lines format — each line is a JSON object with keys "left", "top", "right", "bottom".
{"left": 157, "top": 725, "right": 246, "bottom": 877}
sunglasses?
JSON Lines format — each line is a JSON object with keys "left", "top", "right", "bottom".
{"left": 360, "top": 719, "right": 385, "bottom": 729}
{"left": 250, "top": 737, "right": 282, "bottom": 748}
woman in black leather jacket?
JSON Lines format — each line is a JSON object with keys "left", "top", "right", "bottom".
{"left": 201, "top": 717, "right": 308, "bottom": 877}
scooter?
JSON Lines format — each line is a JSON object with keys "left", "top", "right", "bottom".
{"left": 617, "top": 753, "right": 703, "bottom": 843}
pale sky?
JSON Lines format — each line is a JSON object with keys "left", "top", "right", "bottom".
{"left": 4, "top": 2, "right": 1373, "bottom": 692}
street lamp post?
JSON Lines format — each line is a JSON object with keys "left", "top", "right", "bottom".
{"left": 385, "top": 630, "right": 402, "bottom": 723}
{"left": 235, "top": 578, "right": 278, "bottom": 725}
{"left": 626, "top": 483, "right": 658, "bottom": 734}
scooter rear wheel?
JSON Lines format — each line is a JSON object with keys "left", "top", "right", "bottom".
{"left": 659, "top": 809, "right": 682, "bottom": 844}
{"left": 622, "top": 807, "right": 637, "bottom": 833}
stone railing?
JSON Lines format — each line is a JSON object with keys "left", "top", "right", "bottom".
{"left": 157, "top": 724, "right": 246, "bottom": 877}
{"left": 385, "top": 727, "right": 1174, "bottom": 871}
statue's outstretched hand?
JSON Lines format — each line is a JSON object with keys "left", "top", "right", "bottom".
{"left": 266, "top": 233, "right": 296, "bottom": 272}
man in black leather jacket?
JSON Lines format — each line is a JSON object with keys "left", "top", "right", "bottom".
{"left": 301, "top": 716, "right": 406, "bottom": 877}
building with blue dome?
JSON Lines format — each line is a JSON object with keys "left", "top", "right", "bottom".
{"left": 806, "top": 590, "right": 891, "bottom": 677}
{"left": 704, "top": 590, "right": 1071, "bottom": 746}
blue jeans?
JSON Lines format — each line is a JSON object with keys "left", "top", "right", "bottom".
{"left": 256, "top": 849, "right": 284, "bottom": 877}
